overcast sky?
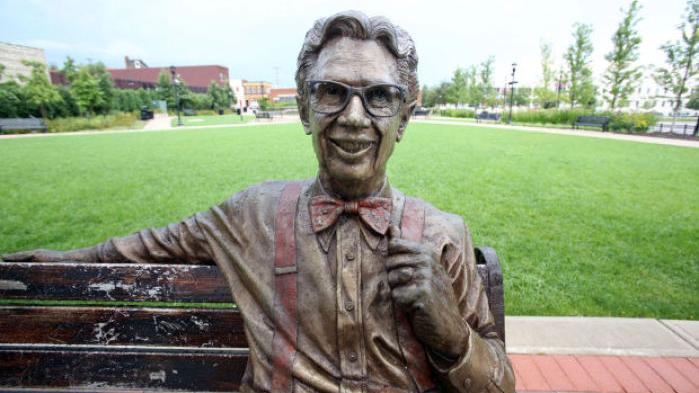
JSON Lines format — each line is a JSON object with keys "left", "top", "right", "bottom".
{"left": 0, "top": 0, "right": 690, "bottom": 88}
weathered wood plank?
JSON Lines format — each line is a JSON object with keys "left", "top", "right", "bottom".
{"left": 0, "top": 306, "right": 246, "bottom": 347}
{"left": 0, "top": 263, "right": 232, "bottom": 302}
{"left": 0, "top": 345, "right": 248, "bottom": 391}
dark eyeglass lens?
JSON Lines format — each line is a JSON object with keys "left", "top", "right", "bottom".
{"left": 366, "top": 85, "right": 401, "bottom": 116}
{"left": 311, "top": 82, "right": 348, "bottom": 112}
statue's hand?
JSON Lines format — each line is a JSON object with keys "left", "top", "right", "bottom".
{"left": 386, "top": 226, "right": 469, "bottom": 360}
{"left": 2, "top": 249, "right": 79, "bottom": 262}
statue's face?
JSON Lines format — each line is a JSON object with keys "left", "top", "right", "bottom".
{"left": 307, "top": 37, "right": 408, "bottom": 193}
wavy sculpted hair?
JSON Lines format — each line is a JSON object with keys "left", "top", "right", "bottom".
{"left": 295, "top": 11, "right": 419, "bottom": 125}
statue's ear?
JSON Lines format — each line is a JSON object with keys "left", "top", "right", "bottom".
{"left": 397, "top": 100, "right": 417, "bottom": 142}
{"left": 297, "top": 94, "right": 311, "bottom": 135}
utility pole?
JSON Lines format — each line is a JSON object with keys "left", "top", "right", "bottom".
{"left": 508, "top": 63, "right": 518, "bottom": 125}
{"left": 273, "top": 66, "right": 280, "bottom": 87}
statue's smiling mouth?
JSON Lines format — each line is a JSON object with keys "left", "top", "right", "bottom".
{"left": 330, "top": 139, "right": 375, "bottom": 155}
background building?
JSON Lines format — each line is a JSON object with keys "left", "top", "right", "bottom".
{"left": 107, "top": 57, "right": 230, "bottom": 93}
{"left": 269, "top": 87, "right": 297, "bottom": 104}
{"left": 0, "top": 42, "right": 49, "bottom": 83}
{"left": 243, "top": 80, "right": 272, "bottom": 107}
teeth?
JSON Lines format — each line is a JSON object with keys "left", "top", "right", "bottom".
{"left": 335, "top": 140, "right": 372, "bottom": 153}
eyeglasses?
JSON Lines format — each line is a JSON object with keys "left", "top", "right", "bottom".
{"left": 307, "top": 80, "right": 406, "bottom": 118}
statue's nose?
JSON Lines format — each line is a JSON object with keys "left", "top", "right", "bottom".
{"left": 337, "top": 96, "right": 371, "bottom": 128}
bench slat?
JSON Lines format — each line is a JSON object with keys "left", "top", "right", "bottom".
{"left": 0, "top": 346, "right": 247, "bottom": 391}
{"left": 0, "top": 263, "right": 232, "bottom": 302}
{"left": 0, "top": 306, "right": 246, "bottom": 347}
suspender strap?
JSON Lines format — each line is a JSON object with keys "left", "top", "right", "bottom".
{"left": 397, "top": 197, "right": 437, "bottom": 392}
{"left": 271, "top": 181, "right": 304, "bottom": 393}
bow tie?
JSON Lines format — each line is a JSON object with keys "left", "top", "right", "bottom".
{"left": 310, "top": 195, "right": 392, "bottom": 235}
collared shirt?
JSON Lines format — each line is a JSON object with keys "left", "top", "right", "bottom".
{"left": 97, "top": 178, "right": 514, "bottom": 393}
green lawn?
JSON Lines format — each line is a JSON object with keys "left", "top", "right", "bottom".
{"left": 172, "top": 114, "right": 254, "bottom": 127}
{"left": 1, "top": 123, "right": 697, "bottom": 319}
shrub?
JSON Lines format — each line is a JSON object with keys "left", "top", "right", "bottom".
{"left": 608, "top": 112, "right": 656, "bottom": 133}
{"left": 45, "top": 112, "right": 141, "bottom": 133}
{"left": 507, "top": 109, "right": 657, "bottom": 133}
{"left": 438, "top": 108, "right": 476, "bottom": 118}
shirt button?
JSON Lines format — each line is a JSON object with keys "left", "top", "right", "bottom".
{"left": 344, "top": 301, "right": 354, "bottom": 311}
{"left": 345, "top": 251, "right": 355, "bottom": 261}
{"left": 464, "top": 378, "right": 472, "bottom": 389}
{"left": 348, "top": 352, "right": 358, "bottom": 362}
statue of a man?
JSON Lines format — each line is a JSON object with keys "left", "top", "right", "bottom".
{"left": 3, "top": 11, "right": 514, "bottom": 393}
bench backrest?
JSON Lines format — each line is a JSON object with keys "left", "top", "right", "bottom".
{"left": 575, "top": 116, "right": 609, "bottom": 124}
{"left": 0, "top": 118, "right": 46, "bottom": 130}
{"left": 0, "top": 246, "right": 505, "bottom": 392}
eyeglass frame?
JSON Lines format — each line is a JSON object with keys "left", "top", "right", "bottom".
{"left": 306, "top": 80, "right": 407, "bottom": 118}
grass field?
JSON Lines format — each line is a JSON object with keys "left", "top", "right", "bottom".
{"left": 172, "top": 114, "right": 255, "bottom": 127}
{"left": 1, "top": 122, "right": 697, "bottom": 319}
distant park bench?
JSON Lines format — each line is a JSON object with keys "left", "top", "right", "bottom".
{"left": 0, "top": 246, "right": 505, "bottom": 391}
{"left": 573, "top": 116, "right": 609, "bottom": 131}
{"left": 0, "top": 118, "right": 47, "bottom": 133}
{"left": 476, "top": 112, "right": 501, "bottom": 123}
{"left": 255, "top": 111, "right": 273, "bottom": 120}
{"left": 412, "top": 107, "right": 430, "bottom": 117}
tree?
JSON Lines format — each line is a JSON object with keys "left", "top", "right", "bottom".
{"left": 604, "top": 0, "right": 643, "bottom": 110}
{"left": 514, "top": 87, "right": 533, "bottom": 107}
{"left": 464, "top": 66, "right": 480, "bottom": 106}
{"left": 208, "top": 81, "right": 235, "bottom": 111}
{"left": 19, "top": 60, "right": 63, "bottom": 118}
{"left": 687, "top": 88, "right": 699, "bottom": 109}
{"left": 60, "top": 57, "right": 78, "bottom": 83}
{"left": 479, "top": 56, "right": 497, "bottom": 107}
{"left": 535, "top": 41, "right": 558, "bottom": 108}
{"left": 70, "top": 67, "right": 104, "bottom": 115}
{"left": 654, "top": 0, "right": 699, "bottom": 128}
{"left": 446, "top": 68, "right": 468, "bottom": 105}
{"left": 156, "top": 70, "right": 174, "bottom": 107}
{"left": 565, "top": 23, "right": 597, "bottom": 108}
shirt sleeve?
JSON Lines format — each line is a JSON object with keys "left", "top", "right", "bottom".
{"left": 427, "top": 222, "right": 515, "bottom": 393}
{"left": 92, "top": 209, "right": 216, "bottom": 264}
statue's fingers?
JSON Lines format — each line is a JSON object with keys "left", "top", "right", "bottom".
{"left": 387, "top": 236, "right": 423, "bottom": 255}
{"left": 385, "top": 253, "right": 422, "bottom": 271}
{"left": 387, "top": 266, "right": 415, "bottom": 288}
{"left": 391, "top": 283, "right": 419, "bottom": 308}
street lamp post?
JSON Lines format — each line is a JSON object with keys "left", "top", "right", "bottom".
{"left": 170, "top": 66, "right": 183, "bottom": 127}
{"left": 508, "top": 63, "right": 518, "bottom": 125}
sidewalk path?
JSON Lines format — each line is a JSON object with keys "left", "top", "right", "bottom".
{"left": 143, "top": 113, "right": 173, "bottom": 130}
{"left": 414, "top": 118, "right": 699, "bottom": 149}
{"left": 0, "top": 118, "right": 299, "bottom": 139}
{"left": 506, "top": 317, "right": 699, "bottom": 392}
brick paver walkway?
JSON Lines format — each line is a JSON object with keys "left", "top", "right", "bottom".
{"left": 511, "top": 354, "right": 699, "bottom": 393}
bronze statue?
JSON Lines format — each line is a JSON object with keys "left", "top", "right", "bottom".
{"left": 3, "top": 11, "right": 514, "bottom": 393}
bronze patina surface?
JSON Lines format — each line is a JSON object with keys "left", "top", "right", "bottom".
{"left": 3, "top": 11, "right": 514, "bottom": 393}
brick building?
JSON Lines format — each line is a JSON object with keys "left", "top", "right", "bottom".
{"left": 269, "top": 87, "right": 297, "bottom": 104}
{"left": 106, "top": 57, "right": 230, "bottom": 93}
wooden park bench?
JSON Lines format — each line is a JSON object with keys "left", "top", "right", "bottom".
{"left": 255, "top": 111, "right": 273, "bottom": 120}
{"left": 0, "top": 247, "right": 505, "bottom": 392}
{"left": 573, "top": 116, "right": 609, "bottom": 131}
{"left": 476, "top": 112, "right": 501, "bottom": 123}
{"left": 0, "top": 117, "right": 48, "bottom": 133}
{"left": 412, "top": 107, "right": 430, "bottom": 117}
